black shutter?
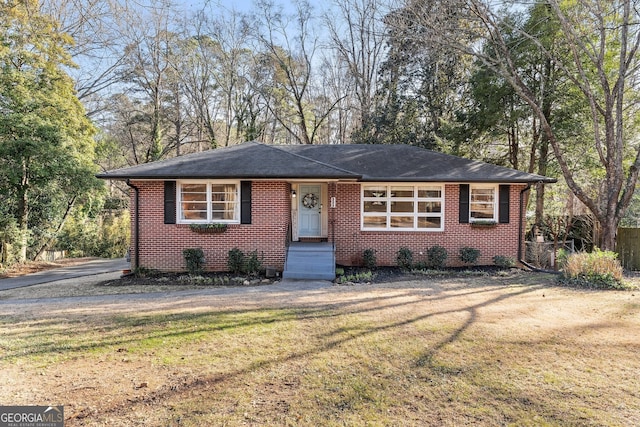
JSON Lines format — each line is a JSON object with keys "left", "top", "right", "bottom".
{"left": 240, "top": 181, "right": 252, "bottom": 224}
{"left": 164, "top": 181, "right": 176, "bottom": 224}
{"left": 499, "top": 185, "right": 510, "bottom": 223}
{"left": 459, "top": 184, "right": 470, "bottom": 224}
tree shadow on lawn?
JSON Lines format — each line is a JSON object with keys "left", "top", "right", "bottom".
{"left": 0, "top": 282, "right": 532, "bottom": 361}
{"left": 7, "top": 270, "right": 613, "bottom": 424}
{"left": 48, "top": 282, "right": 553, "bottom": 423}
{"left": 0, "top": 271, "right": 550, "bottom": 363}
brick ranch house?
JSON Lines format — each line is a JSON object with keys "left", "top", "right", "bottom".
{"left": 98, "top": 142, "right": 555, "bottom": 279}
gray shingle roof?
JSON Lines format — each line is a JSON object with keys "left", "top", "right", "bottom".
{"left": 97, "top": 141, "right": 556, "bottom": 183}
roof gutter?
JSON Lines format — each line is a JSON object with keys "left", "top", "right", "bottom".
{"left": 126, "top": 179, "right": 140, "bottom": 270}
{"left": 518, "top": 182, "right": 559, "bottom": 273}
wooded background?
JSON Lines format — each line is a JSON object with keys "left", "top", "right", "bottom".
{"left": 1, "top": 0, "right": 639, "bottom": 265}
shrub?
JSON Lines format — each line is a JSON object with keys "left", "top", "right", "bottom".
{"left": 427, "top": 245, "right": 448, "bottom": 269}
{"left": 396, "top": 247, "right": 413, "bottom": 269}
{"left": 459, "top": 247, "right": 480, "bottom": 265}
{"left": 336, "top": 270, "right": 374, "bottom": 284}
{"left": 183, "top": 248, "right": 205, "bottom": 274}
{"left": 493, "top": 255, "right": 516, "bottom": 268}
{"left": 363, "top": 248, "right": 377, "bottom": 269}
{"left": 245, "top": 250, "right": 263, "bottom": 276}
{"left": 56, "top": 210, "right": 130, "bottom": 259}
{"left": 560, "top": 249, "right": 625, "bottom": 289}
{"left": 227, "top": 248, "right": 245, "bottom": 274}
{"left": 412, "top": 261, "right": 429, "bottom": 270}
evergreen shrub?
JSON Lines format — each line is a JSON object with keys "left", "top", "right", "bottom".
{"left": 363, "top": 248, "right": 377, "bottom": 269}
{"left": 183, "top": 248, "right": 205, "bottom": 274}
{"left": 396, "top": 247, "right": 413, "bottom": 269}
{"left": 427, "top": 245, "right": 448, "bottom": 269}
{"left": 459, "top": 247, "right": 480, "bottom": 265}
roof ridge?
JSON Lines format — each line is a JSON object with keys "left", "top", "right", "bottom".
{"left": 264, "top": 143, "right": 361, "bottom": 177}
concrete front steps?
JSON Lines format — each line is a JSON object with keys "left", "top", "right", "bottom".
{"left": 283, "top": 242, "right": 335, "bottom": 280}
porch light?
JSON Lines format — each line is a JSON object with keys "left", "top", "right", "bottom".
{"left": 291, "top": 189, "right": 296, "bottom": 198}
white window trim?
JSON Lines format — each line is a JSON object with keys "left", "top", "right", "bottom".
{"left": 177, "top": 180, "right": 240, "bottom": 224}
{"left": 361, "top": 183, "right": 445, "bottom": 231}
{"left": 469, "top": 184, "right": 498, "bottom": 223}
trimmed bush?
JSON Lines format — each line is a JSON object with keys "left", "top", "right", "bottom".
{"left": 459, "top": 247, "right": 480, "bottom": 265}
{"left": 363, "top": 248, "right": 377, "bottom": 269}
{"left": 493, "top": 255, "right": 516, "bottom": 268}
{"left": 396, "top": 247, "right": 413, "bottom": 269}
{"left": 183, "top": 248, "right": 205, "bottom": 274}
{"left": 412, "top": 261, "right": 429, "bottom": 270}
{"left": 245, "top": 250, "right": 263, "bottom": 276}
{"left": 427, "top": 245, "right": 448, "bottom": 269}
{"left": 227, "top": 248, "right": 245, "bottom": 274}
{"left": 560, "top": 249, "right": 625, "bottom": 289}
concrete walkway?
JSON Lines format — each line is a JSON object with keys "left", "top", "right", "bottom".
{"left": 0, "top": 258, "right": 130, "bottom": 291}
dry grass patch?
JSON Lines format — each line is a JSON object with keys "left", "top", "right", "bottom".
{"left": 0, "top": 273, "right": 639, "bottom": 426}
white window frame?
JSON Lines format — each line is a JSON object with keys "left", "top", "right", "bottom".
{"left": 177, "top": 180, "right": 240, "bottom": 224}
{"left": 469, "top": 184, "right": 498, "bottom": 222}
{"left": 361, "top": 183, "right": 444, "bottom": 231}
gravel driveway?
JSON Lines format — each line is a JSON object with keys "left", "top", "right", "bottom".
{"left": 0, "top": 271, "right": 336, "bottom": 319}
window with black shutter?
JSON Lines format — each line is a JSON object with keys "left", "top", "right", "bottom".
{"left": 241, "top": 181, "right": 252, "bottom": 224}
{"left": 164, "top": 181, "right": 176, "bottom": 224}
{"left": 459, "top": 184, "right": 470, "bottom": 224}
{"left": 499, "top": 185, "right": 510, "bottom": 223}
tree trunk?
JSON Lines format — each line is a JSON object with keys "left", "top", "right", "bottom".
{"left": 1, "top": 240, "right": 7, "bottom": 266}
{"left": 17, "top": 201, "right": 28, "bottom": 263}
{"left": 33, "top": 196, "right": 76, "bottom": 261}
{"left": 535, "top": 136, "right": 549, "bottom": 227}
{"left": 16, "top": 163, "right": 29, "bottom": 263}
{"left": 598, "top": 215, "right": 618, "bottom": 251}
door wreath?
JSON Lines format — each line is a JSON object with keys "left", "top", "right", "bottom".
{"left": 302, "top": 193, "right": 319, "bottom": 209}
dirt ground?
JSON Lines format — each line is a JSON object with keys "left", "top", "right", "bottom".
{"left": 1, "top": 263, "right": 639, "bottom": 425}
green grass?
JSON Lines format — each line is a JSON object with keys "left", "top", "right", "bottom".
{"left": 1, "top": 275, "right": 639, "bottom": 426}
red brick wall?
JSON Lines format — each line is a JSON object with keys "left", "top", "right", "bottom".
{"left": 329, "top": 183, "right": 527, "bottom": 267}
{"left": 129, "top": 180, "right": 527, "bottom": 272}
{"left": 129, "top": 181, "right": 291, "bottom": 272}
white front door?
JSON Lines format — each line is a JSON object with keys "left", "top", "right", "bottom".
{"left": 298, "top": 184, "right": 322, "bottom": 237}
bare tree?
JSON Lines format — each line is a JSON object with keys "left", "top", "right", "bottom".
{"left": 388, "top": 0, "right": 640, "bottom": 250}
{"left": 323, "top": 0, "right": 389, "bottom": 131}
{"left": 172, "top": 30, "right": 223, "bottom": 150}
{"left": 117, "top": 1, "right": 178, "bottom": 162}
{"left": 251, "top": 0, "right": 342, "bottom": 144}
{"left": 205, "top": 8, "right": 254, "bottom": 147}
{"left": 39, "top": 0, "right": 131, "bottom": 116}
{"left": 317, "top": 53, "right": 356, "bottom": 144}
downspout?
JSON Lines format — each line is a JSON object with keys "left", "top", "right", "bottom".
{"left": 126, "top": 179, "right": 140, "bottom": 270}
{"left": 519, "top": 182, "right": 558, "bottom": 273}
{"left": 518, "top": 183, "right": 531, "bottom": 266}
{"left": 330, "top": 183, "right": 336, "bottom": 246}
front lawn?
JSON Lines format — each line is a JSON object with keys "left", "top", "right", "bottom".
{"left": 0, "top": 272, "right": 638, "bottom": 426}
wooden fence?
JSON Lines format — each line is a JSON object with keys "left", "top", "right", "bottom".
{"left": 617, "top": 228, "right": 640, "bottom": 271}
{"left": 42, "top": 250, "right": 67, "bottom": 262}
